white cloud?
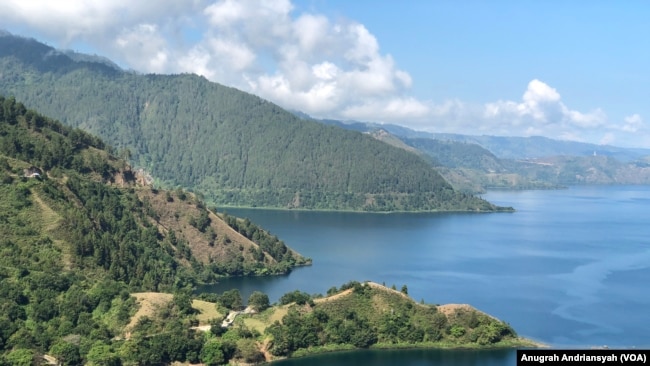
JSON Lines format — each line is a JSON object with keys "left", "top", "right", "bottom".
{"left": 207, "top": 37, "right": 256, "bottom": 71}
{"left": 0, "top": 0, "right": 423, "bottom": 123}
{"left": 2, "top": 1, "right": 649, "bottom": 147}
{"left": 622, "top": 114, "right": 644, "bottom": 132}
{"left": 484, "top": 79, "right": 605, "bottom": 128}
{"left": 114, "top": 24, "right": 170, "bottom": 73}
{"left": 0, "top": 0, "right": 199, "bottom": 43}
{"left": 293, "top": 14, "right": 331, "bottom": 53}
{"left": 312, "top": 62, "right": 338, "bottom": 81}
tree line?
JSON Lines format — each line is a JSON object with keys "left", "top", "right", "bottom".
{"left": 0, "top": 34, "right": 503, "bottom": 212}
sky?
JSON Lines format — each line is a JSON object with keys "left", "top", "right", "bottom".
{"left": 2, "top": 0, "right": 649, "bottom": 148}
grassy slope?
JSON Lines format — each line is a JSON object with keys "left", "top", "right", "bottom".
{"left": 134, "top": 186, "right": 308, "bottom": 274}
{"left": 114, "top": 282, "right": 538, "bottom": 364}
{"left": 237, "top": 282, "right": 536, "bottom": 361}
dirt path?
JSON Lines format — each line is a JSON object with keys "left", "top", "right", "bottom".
{"left": 259, "top": 338, "right": 273, "bottom": 362}
{"left": 314, "top": 288, "right": 354, "bottom": 303}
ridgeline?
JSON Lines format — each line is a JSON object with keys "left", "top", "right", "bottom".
{"left": 0, "top": 95, "right": 531, "bottom": 365}
{"left": 0, "top": 94, "right": 314, "bottom": 364}
{"left": 0, "top": 32, "right": 506, "bottom": 212}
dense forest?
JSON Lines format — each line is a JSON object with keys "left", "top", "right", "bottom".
{"left": 0, "top": 95, "right": 313, "bottom": 363}
{"left": 0, "top": 32, "right": 505, "bottom": 212}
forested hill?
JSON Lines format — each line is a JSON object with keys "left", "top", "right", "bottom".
{"left": 0, "top": 32, "right": 503, "bottom": 212}
{"left": 0, "top": 95, "right": 309, "bottom": 288}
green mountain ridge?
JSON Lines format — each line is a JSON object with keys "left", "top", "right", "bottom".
{"left": 312, "top": 116, "right": 650, "bottom": 193}
{"left": 0, "top": 96, "right": 533, "bottom": 365}
{"left": 0, "top": 94, "right": 316, "bottom": 364}
{"left": 0, "top": 32, "right": 504, "bottom": 212}
{"left": 314, "top": 116, "right": 650, "bottom": 161}
{"left": 0, "top": 95, "right": 309, "bottom": 283}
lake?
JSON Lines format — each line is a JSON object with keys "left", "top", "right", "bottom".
{"left": 201, "top": 186, "right": 650, "bottom": 363}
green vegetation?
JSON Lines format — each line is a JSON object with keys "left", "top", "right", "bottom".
{"left": 404, "top": 138, "right": 505, "bottom": 171}
{"left": 0, "top": 95, "right": 310, "bottom": 364}
{"left": 399, "top": 137, "right": 560, "bottom": 193}
{"left": 160, "top": 282, "right": 534, "bottom": 364}
{"left": 318, "top": 118, "right": 650, "bottom": 192}
{"left": 0, "top": 33, "right": 505, "bottom": 212}
{"left": 247, "top": 291, "right": 270, "bottom": 312}
{"left": 253, "top": 281, "right": 533, "bottom": 360}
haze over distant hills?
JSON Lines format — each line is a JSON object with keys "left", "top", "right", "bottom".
{"left": 314, "top": 117, "right": 650, "bottom": 161}
{"left": 310, "top": 116, "right": 650, "bottom": 193}
{"left": 0, "top": 32, "right": 502, "bottom": 212}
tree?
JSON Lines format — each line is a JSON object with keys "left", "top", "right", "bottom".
{"left": 200, "top": 338, "right": 225, "bottom": 366}
{"left": 173, "top": 290, "right": 195, "bottom": 315}
{"left": 247, "top": 291, "right": 270, "bottom": 312}
{"left": 401, "top": 285, "right": 408, "bottom": 295}
{"left": 236, "top": 338, "right": 264, "bottom": 363}
{"left": 50, "top": 341, "right": 82, "bottom": 366}
{"left": 5, "top": 348, "right": 34, "bottom": 366}
{"left": 86, "top": 342, "right": 120, "bottom": 366}
{"left": 279, "top": 290, "right": 311, "bottom": 305}
{"left": 218, "top": 289, "right": 242, "bottom": 310}
{"left": 194, "top": 210, "right": 211, "bottom": 232}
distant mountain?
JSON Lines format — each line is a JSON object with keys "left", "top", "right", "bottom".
{"left": 0, "top": 32, "right": 504, "bottom": 212}
{"left": 305, "top": 116, "right": 650, "bottom": 161}
{"left": 300, "top": 116, "right": 650, "bottom": 191}
{"left": 425, "top": 133, "right": 650, "bottom": 162}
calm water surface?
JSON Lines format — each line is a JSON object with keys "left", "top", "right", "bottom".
{"left": 202, "top": 186, "right": 650, "bottom": 364}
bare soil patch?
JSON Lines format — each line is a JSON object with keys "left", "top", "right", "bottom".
{"left": 313, "top": 288, "right": 354, "bottom": 303}
{"left": 436, "top": 304, "right": 474, "bottom": 317}
{"left": 125, "top": 292, "right": 173, "bottom": 335}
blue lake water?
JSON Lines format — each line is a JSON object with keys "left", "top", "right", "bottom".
{"left": 201, "top": 186, "right": 650, "bottom": 364}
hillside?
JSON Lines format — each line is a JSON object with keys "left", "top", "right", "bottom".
{"left": 320, "top": 118, "right": 650, "bottom": 162}
{"left": 313, "top": 116, "right": 650, "bottom": 192}
{"left": 0, "top": 95, "right": 312, "bottom": 364}
{"left": 0, "top": 95, "right": 309, "bottom": 280}
{"left": 0, "top": 96, "right": 531, "bottom": 364}
{"left": 239, "top": 281, "right": 535, "bottom": 362}
{"left": 100, "top": 281, "right": 534, "bottom": 365}
{"left": 0, "top": 32, "right": 503, "bottom": 212}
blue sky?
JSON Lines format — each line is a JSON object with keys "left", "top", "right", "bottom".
{"left": 2, "top": 0, "right": 649, "bottom": 147}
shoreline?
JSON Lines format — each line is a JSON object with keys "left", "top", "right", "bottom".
{"left": 264, "top": 338, "right": 546, "bottom": 364}
{"left": 217, "top": 205, "right": 514, "bottom": 215}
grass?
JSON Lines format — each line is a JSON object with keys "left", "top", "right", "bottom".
{"left": 192, "top": 299, "right": 222, "bottom": 325}
{"left": 268, "top": 305, "right": 290, "bottom": 324}
{"left": 30, "top": 189, "right": 72, "bottom": 269}
{"left": 242, "top": 317, "right": 268, "bottom": 335}
{"left": 125, "top": 293, "right": 173, "bottom": 334}
{"left": 240, "top": 304, "right": 291, "bottom": 335}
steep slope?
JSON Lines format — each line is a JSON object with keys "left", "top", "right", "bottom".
{"left": 0, "top": 95, "right": 308, "bottom": 284}
{"left": 0, "top": 95, "right": 313, "bottom": 363}
{"left": 0, "top": 32, "right": 502, "bottom": 212}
